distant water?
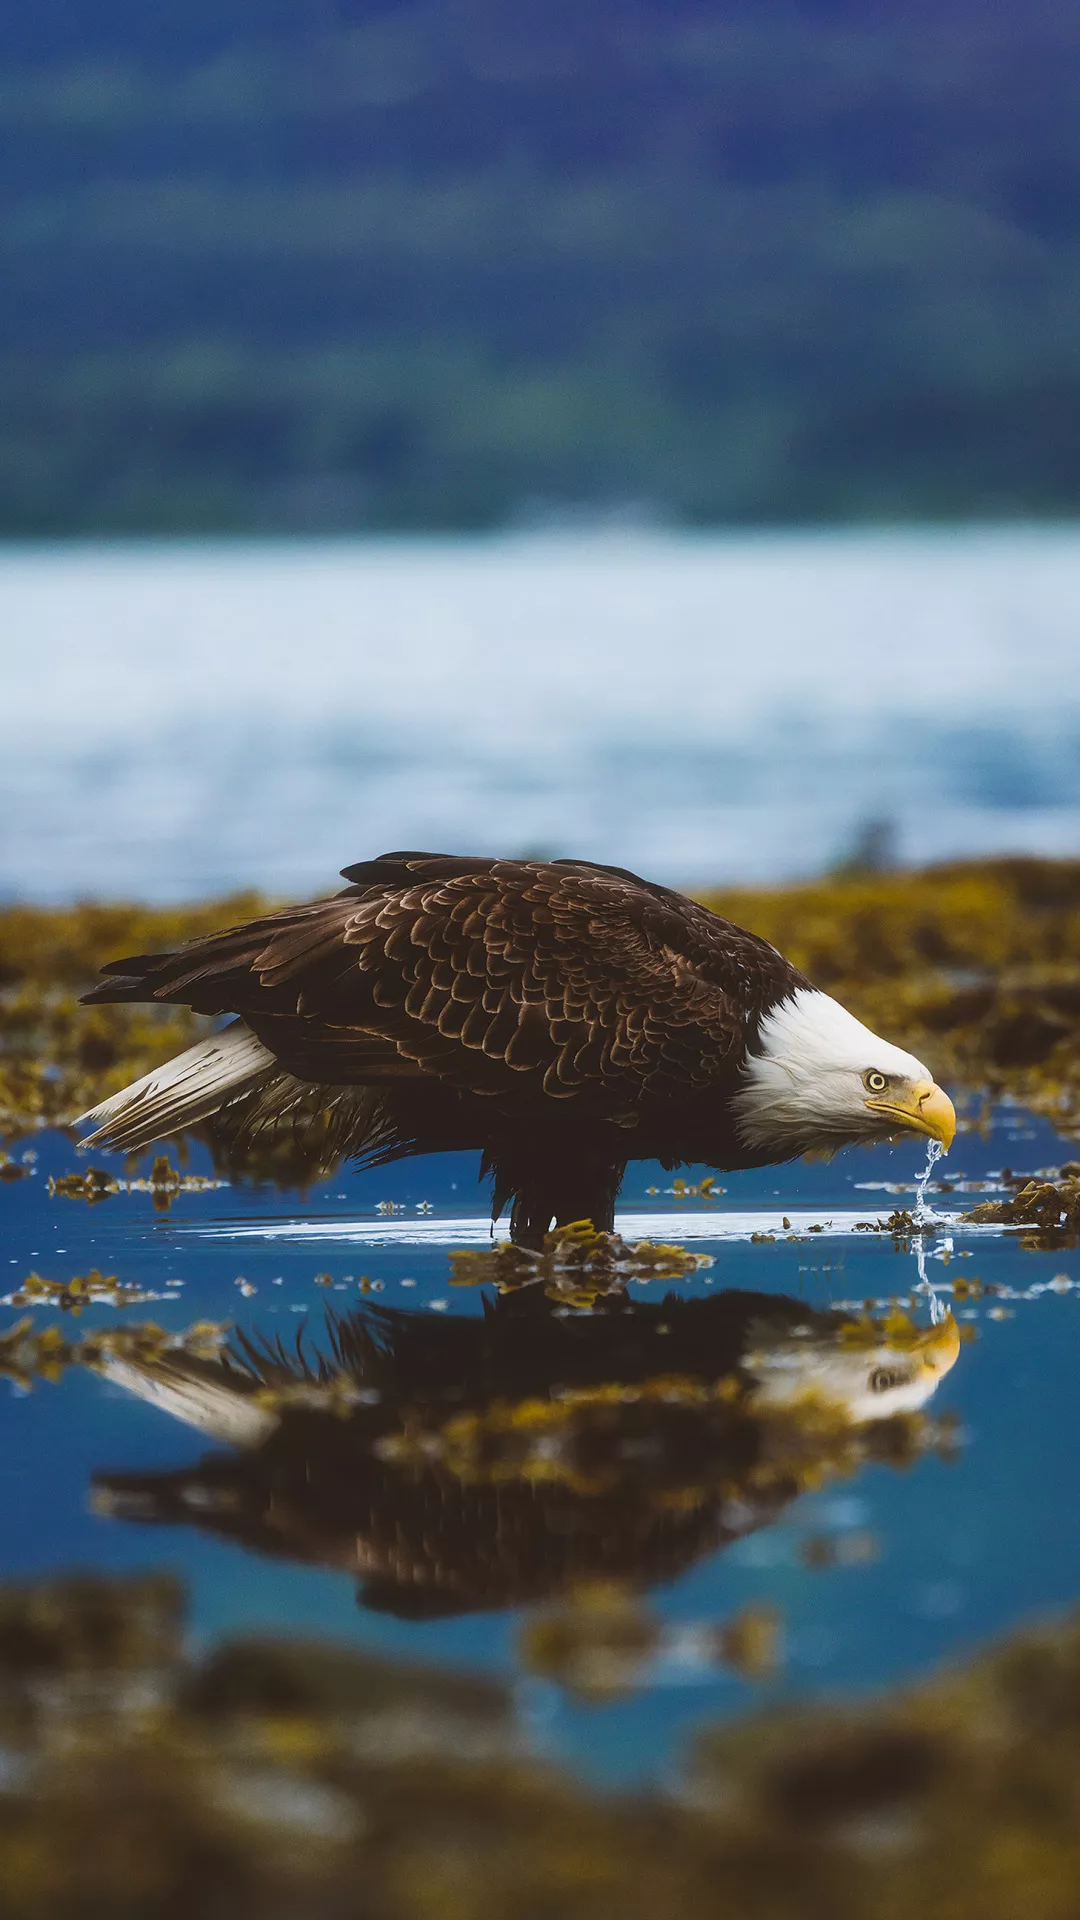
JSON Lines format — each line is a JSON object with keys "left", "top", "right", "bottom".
{"left": 3, "top": 525, "right": 1079, "bottom": 900}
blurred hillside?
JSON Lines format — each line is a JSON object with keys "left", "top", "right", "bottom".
{"left": 3, "top": 0, "right": 1080, "bottom": 534}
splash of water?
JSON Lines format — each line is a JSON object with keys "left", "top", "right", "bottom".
{"left": 912, "top": 1136, "right": 945, "bottom": 1227}
{"left": 912, "top": 1137, "right": 946, "bottom": 1322}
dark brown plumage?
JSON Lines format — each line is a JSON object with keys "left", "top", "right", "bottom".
{"left": 80, "top": 850, "right": 808, "bottom": 1241}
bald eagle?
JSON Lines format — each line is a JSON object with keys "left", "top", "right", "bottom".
{"left": 77, "top": 851, "right": 955, "bottom": 1243}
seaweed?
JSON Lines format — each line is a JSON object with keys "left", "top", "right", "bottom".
{"left": 0, "top": 1318, "right": 230, "bottom": 1392}
{"left": 47, "top": 1165, "right": 120, "bottom": 1203}
{"left": 2, "top": 1565, "right": 1080, "bottom": 1915}
{"left": 0, "top": 895, "right": 265, "bottom": 1145}
{"left": 448, "top": 1220, "right": 712, "bottom": 1305}
{"left": 0, "top": 1269, "right": 163, "bottom": 1314}
{"left": 46, "top": 1154, "right": 227, "bottom": 1211}
{"left": 964, "top": 1174, "right": 1080, "bottom": 1248}
{"left": 518, "top": 1582, "right": 663, "bottom": 1700}
{"left": 517, "top": 1587, "right": 780, "bottom": 1700}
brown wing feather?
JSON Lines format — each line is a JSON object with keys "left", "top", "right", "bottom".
{"left": 82, "top": 854, "right": 806, "bottom": 1114}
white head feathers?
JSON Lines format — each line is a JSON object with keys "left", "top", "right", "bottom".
{"left": 732, "top": 987, "right": 933, "bottom": 1158}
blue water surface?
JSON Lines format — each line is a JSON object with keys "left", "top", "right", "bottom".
{"left": 1, "top": 1107, "right": 1078, "bottom": 1786}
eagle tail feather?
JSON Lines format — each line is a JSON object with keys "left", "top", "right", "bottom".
{"left": 75, "top": 1021, "right": 276, "bottom": 1154}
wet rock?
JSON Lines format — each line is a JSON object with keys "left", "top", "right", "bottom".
{"left": 965, "top": 1175, "right": 1080, "bottom": 1246}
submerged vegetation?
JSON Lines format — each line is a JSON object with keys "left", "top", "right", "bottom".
{"left": 47, "top": 1153, "right": 226, "bottom": 1209}
{"left": 2, "top": 857, "right": 1079, "bottom": 1163}
{"left": 4, "top": 1564, "right": 1080, "bottom": 1916}
{"left": 448, "top": 1221, "right": 712, "bottom": 1306}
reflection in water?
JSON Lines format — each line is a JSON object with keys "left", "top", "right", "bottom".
{"left": 94, "top": 1286, "right": 960, "bottom": 1619}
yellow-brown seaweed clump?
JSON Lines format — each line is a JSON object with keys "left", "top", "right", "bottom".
{"left": 965, "top": 1173, "right": 1080, "bottom": 1246}
{"left": 519, "top": 1580, "right": 664, "bottom": 1700}
{"left": 449, "top": 1220, "right": 712, "bottom": 1304}
{"left": 0, "top": 1317, "right": 229, "bottom": 1392}
{"left": 4, "top": 1568, "right": 1080, "bottom": 1915}
{"left": 0, "top": 895, "right": 266, "bottom": 1143}
{"left": 1, "top": 1269, "right": 162, "bottom": 1314}
{"left": 47, "top": 1154, "right": 225, "bottom": 1210}
{"left": 518, "top": 1584, "right": 782, "bottom": 1700}
{"left": 377, "top": 1362, "right": 952, "bottom": 1508}
{"left": 46, "top": 1164, "right": 120, "bottom": 1203}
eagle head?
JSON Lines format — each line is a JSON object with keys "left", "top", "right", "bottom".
{"left": 733, "top": 987, "right": 956, "bottom": 1161}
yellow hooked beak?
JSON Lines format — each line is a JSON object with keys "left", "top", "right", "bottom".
{"left": 865, "top": 1078, "right": 956, "bottom": 1150}
{"left": 912, "top": 1310, "right": 962, "bottom": 1377}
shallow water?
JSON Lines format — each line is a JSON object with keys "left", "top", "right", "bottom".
{"left": 3, "top": 1106, "right": 1079, "bottom": 1787}
{"left": 3, "top": 525, "right": 1080, "bottom": 898}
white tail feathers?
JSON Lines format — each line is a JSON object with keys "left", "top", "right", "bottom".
{"left": 96, "top": 1354, "right": 278, "bottom": 1446}
{"left": 76, "top": 1021, "right": 276, "bottom": 1154}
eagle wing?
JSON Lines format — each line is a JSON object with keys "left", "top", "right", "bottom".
{"left": 83, "top": 853, "right": 803, "bottom": 1114}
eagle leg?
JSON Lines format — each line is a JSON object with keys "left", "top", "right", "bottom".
{"left": 486, "top": 1146, "right": 627, "bottom": 1251}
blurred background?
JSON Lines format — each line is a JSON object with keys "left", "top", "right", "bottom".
{"left": 2, "top": 0, "right": 1080, "bottom": 898}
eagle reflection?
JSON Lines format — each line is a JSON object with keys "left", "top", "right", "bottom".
{"left": 94, "top": 1289, "right": 960, "bottom": 1619}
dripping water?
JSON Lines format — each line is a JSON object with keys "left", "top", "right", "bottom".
{"left": 912, "top": 1136, "right": 946, "bottom": 1323}
{"left": 912, "top": 1136, "right": 945, "bottom": 1227}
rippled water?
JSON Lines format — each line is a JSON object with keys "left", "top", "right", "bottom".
{"left": 3, "top": 525, "right": 1080, "bottom": 899}
{"left": 3, "top": 1106, "right": 1079, "bottom": 1786}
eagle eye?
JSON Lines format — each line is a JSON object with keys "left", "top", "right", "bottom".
{"left": 865, "top": 1071, "right": 888, "bottom": 1093}
{"left": 869, "top": 1365, "right": 909, "bottom": 1394}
